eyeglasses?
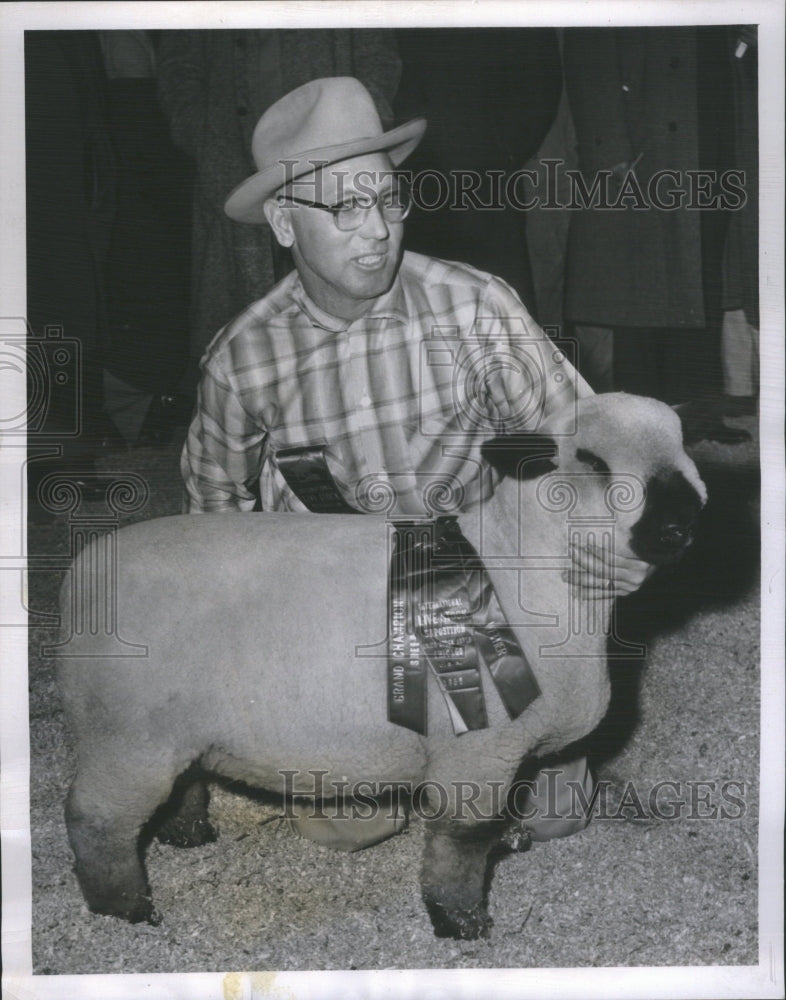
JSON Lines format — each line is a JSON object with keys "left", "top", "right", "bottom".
{"left": 278, "top": 179, "right": 412, "bottom": 231}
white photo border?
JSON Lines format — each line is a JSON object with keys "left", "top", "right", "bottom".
{"left": 1, "top": 2, "right": 783, "bottom": 998}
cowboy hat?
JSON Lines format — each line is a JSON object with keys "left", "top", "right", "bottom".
{"left": 224, "top": 77, "right": 427, "bottom": 225}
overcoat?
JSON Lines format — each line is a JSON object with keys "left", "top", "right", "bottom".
{"left": 562, "top": 27, "right": 737, "bottom": 330}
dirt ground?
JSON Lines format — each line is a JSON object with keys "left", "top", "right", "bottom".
{"left": 25, "top": 414, "right": 761, "bottom": 975}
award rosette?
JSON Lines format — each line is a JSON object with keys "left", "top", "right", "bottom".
{"left": 388, "top": 517, "right": 541, "bottom": 736}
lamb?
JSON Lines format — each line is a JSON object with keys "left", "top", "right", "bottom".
{"left": 57, "top": 392, "right": 706, "bottom": 940}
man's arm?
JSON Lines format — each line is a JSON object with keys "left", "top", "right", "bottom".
{"left": 181, "top": 353, "right": 267, "bottom": 513}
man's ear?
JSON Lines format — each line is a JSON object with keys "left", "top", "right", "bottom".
{"left": 263, "top": 198, "right": 296, "bottom": 248}
{"left": 481, "top": 434, "right": 558, "bottom": 480}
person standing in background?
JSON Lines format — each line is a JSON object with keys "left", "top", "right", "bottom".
{"left": 562, "top": 25, "right": 751, "bottom": 443}
{"left": 156, "top": 29, "right": 401, "bottom": 401}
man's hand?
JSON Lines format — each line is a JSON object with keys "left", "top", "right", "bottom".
{"left": 563, "top": 539, "right": 655, "bottom": 598}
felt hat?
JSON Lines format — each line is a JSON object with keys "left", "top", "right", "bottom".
{"left": 224, "top": 77, "right": 427, "bottom": 224}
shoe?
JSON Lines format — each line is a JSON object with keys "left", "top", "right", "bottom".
{"left": 702, "top": 422, "right": 752, "bottom": 444}
{"left": 676, "top": 400, "right": 752, "bottom": 445}
{"left": 286, "top": 804, "right": 407, "bottom": 852}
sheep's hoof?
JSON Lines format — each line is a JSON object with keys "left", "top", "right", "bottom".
{"left": 157, "top": 816, "right": 217, "bottom": 848}
{"left": 499, "top": 821, "right": 532, "bottom": 853}
{"left": 425, "top": 899, "right": 493, "bottom": 940}
{"left": 88, "top": 892, "right": 162, "bottom": 926}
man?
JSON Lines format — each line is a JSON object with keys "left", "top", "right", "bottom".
{"left": 182, "top": 77, "right": 651, "bottom": 849}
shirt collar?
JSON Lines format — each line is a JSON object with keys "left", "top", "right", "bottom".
{"left": 291, "top": 267, "right": 409, "bottom": 333}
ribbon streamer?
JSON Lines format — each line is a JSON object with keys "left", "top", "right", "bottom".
{"left": 388, "top": 517, "right": 541, "bottom": 736}
{"left": 275, "top": 444, "right": 360, "bottom": 513}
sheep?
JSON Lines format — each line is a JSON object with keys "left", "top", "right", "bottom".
{"left": 57, "top": 392, "right": 706, "bottom": 940}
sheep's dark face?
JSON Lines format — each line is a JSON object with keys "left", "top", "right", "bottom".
{"left": 481, "top": 393, "right": 707, "bottom": 567}
{"left": 628, "top": 469, "right": 705, "bottom": 565}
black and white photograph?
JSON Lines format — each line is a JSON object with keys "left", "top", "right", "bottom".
{"left": 1, "top": 2, "right": 783, "bottom": 999}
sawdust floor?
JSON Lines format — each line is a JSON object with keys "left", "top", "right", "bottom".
{"left": 27, "top": 415, "right": 762, "bottom": 973}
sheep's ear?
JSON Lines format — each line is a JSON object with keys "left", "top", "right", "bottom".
{"left": 481, "top": 434, "right": 558, "bottom": 480}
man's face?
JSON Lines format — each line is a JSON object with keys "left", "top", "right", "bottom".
{"left": 282, "top": 152, "right": 405, "bottom": 322}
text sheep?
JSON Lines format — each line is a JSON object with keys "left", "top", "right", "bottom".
{"left": 57, "top": 393, "right": 706, "bottom": 940}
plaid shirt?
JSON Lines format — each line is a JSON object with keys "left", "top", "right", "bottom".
{"left": 182, "top": 251, "right": 592, "bottom": 515}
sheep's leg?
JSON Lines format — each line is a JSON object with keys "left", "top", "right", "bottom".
{"left": 65, "top": 757, "right": 180, "bottom": 924}
{"left": 156, "top": 775, "right": 217, "bottom": 847}
{"left": 420, "top": 817, "right": 505, "bottom": 940}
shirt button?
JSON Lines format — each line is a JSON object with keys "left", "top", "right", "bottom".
{"left": 359, "top": 392, "right": 371, "bottom": 408}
